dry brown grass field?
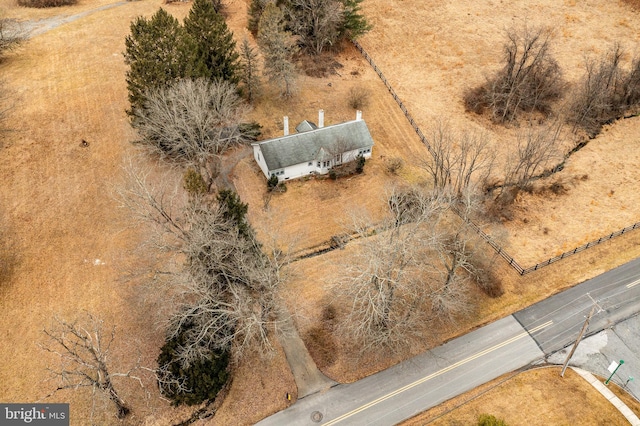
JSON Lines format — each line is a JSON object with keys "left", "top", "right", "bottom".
{"left": 402, "top": 367, "right": 640, "bottom": 425}
{"left": 0, "top": 0, "right": 638, "bottom": 424}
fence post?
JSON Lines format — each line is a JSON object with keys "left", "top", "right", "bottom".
{"left": 352, "top": 39, "right": 640, "bottom": 276}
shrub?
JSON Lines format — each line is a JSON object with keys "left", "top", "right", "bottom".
{"left": 355, "top": 154, "right": 365, "bottom": 173}
{"left": 478, "top": 413, "right": 508, "bottom": 426}
{"left": 0, "top": 20, "right": 24, "bottom": 56}
{"left": 465, "top": 27, "right": 564, "bottom": 123}
{"left": 183, "top": 168, "right": 208, "bottom": 196}
{"left": 330, "top": 233, "right": 349, "bottom": 249}
{"left": 267, "top": 174, "right": 279, "bottom": 190}
{"left": 17, "top": 0, "right": 76, "bottom": 7}
{"left": 157, "top": 324, "right": 230, "bottom": 406}
{"left": 329, "top": 169, "right": 337, "bottom": 180}
{"left": 567, "top": 44, "right": 640, "bottom": 137}
{"left": 385, "top": 157, "right": 404, "bottom": 174}
{"left": 347, "top": 85, "right": 370, "bottom": 110}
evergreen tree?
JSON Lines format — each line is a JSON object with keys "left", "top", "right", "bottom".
{"left": 340, "top": 0, "right": 371, "bottom": 41}
{"left": 258, "top": 2, "right": 298, "bottom": 97}
{"left": 247, "top": 0, "right": 268, "bottom": 35}
{"left": 184, "top": 0, "right": 240, "bottom": 84}
{"left": 157, "top": 321, "right": 230, "bottom": 406}
{"left": 217, "top": 189, "right": 251, "bottom": 239}
{"left": 239, "top": 38, "right": 261, "bottom": 103}
{"left": 124, "top": 9, "right": 192, "bottom": 115}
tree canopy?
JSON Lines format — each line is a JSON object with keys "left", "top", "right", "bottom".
{"left": 258, "top": 2, "right": 298, "bottom": 97}
{"left": 124, "top": 9, "right": 191, "bottom": 114}
{"left": 124, "top": 5, "right": 240, "bottom": 115}
{"left": 250, "top": 0, "right": 371, "bottom": 55}
{"left": 184, "top": 0, "right": 239, "bottom": 84}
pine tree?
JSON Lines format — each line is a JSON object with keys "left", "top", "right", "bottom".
{"left": 247, "top": 0, "right": 268, "bottom": 35}
{"left": 124, "top": 9, "right": 191, "bottom": 115}
{"left": 239, "top": 38, "right": 261, "bottom": 103}
{"left": 258, "top": 2, "right": 298, "bottom": 97}
{"left": 184, "top": 0, "right": 240, "bottom": 84}
{"left": 340, "top": 0, "right": 371, "bottom": 41}
{"left": 217, "top": 189, "right": 251, "bottom": 239}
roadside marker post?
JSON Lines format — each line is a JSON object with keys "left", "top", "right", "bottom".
{"left": 624, "top": 376, "right": 634, "bottom": 390}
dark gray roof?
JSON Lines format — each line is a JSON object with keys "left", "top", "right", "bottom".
{"left": 295, "top": 120, "right": 318, "bottom": 133}
{"left": 254, "top": 120, "right": 374, "bottom": 170}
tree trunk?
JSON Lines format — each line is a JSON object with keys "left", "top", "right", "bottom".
{"left": 102, "top": 378, "right": 130, "bottom": 419}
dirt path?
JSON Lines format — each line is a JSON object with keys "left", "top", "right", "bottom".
{"left": 216, "top": 144, "right": 252, "bottom": 191}
{"left": 8, "top": 1, "right": 128, "bottom": 39}
{"left": 278, "top": 312, "right": 337, "bottom": 399}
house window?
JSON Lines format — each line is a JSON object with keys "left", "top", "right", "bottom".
{"left": 317, "top": 162, "right": 321, "bottom": 167}
{"left": 308, "top": 162, "right": 312, "bottom": 166}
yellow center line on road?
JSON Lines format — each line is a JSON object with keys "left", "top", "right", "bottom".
{"left": 322, "top": 320, "right": 553, "bottom": 426}
{"left": 626, "top": 279, "right": 640, "bottom": 288}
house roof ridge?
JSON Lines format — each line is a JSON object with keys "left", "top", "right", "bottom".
{"left": 252, "top": 119, "right": 363, "bottom": 146}
{"left": 252, "top": 118, "right": 374, "bottom": 170}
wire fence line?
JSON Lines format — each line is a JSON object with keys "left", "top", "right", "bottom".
{"left": 351, "top": 40, "right": 640, "bottom": 275}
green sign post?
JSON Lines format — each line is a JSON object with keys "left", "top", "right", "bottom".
{"left": 605, "top": 360, "right": 624, "bottom": 385}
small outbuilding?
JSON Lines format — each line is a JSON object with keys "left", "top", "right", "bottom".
{"left": 252, "top": 110, "right": 374, "bottom": 182}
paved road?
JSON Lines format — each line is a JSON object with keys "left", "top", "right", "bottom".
{"left": 257, "top": 257, "right": 640, "bottom": 426}
{"left": 514, "top": 257, "right": 640, "bottom": 354}
{"left": 548, "top": 313, "right": 640, "bottom": 400}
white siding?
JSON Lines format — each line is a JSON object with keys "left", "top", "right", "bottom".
{"left": 253, "top": 145, "right": 270, "bottom": 178}
{"left": 279, "top": 162, "right": 316, "bottom": 181}
{"left": 253, "top": 139, "right": 373, "bottom": 182}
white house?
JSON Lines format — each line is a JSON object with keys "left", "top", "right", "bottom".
{"left": 252, "top": 110, "right": 374, "bottom": 182}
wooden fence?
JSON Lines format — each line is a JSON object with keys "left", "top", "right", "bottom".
{"left": 352, "top": 41, "right": 436, "bottom": 158}
{"left": 351, "top": 40, "right": 640, "bottom": 275}
{"left": 518, "top": 222, "right": 640, "bottom": 275}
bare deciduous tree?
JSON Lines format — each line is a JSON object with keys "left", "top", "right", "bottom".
{"left": 117, "top": 163, "right": 287, "bottom": 365}
{"left": 465, "top": 26, "right": 564, "bottom": 123}
{"left": 336, "top": 188, "right": 492, "bottom": 352}
{"left": 422, "top": 121, "right": 494, "bottom": 196}
{"left": 258, "top": 2, "right": 298, "bottom": 97}
{"left": 567, "top": 44, "right": 640, "bottom": 137}
{"left": 284, "top": 0, "right": 344, "bottom": 55}
{"left": 504, "top": 123, "right": 562, "bottom": 190}
{"left": 40, "top": 314, "right": 143, "bottom": 419}
{"left": 336, "top": 204, "right": 429, "bottom": 352}
{"left": 133, "top": 78, "right": 251, "bottom": 186}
